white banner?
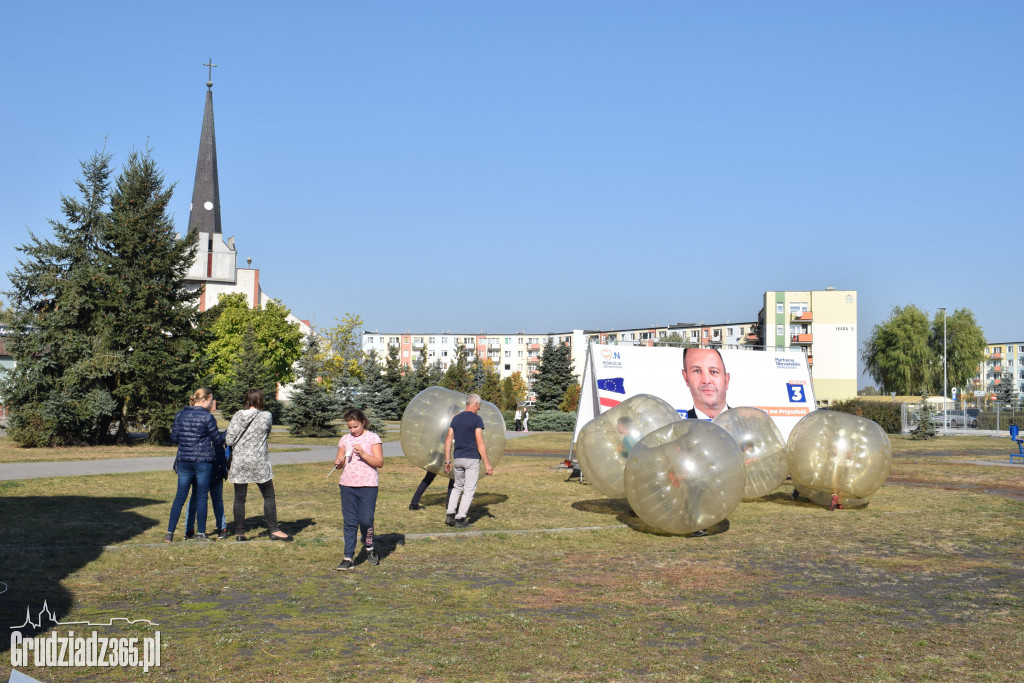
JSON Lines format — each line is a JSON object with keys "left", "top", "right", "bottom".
{"left": 575, "top": 344, "right": 815, "bottom": 443}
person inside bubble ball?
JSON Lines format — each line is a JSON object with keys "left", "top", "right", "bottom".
{"left": 616, "top": 416, "right": 638, "bottom": 458}
{"left": 682, "top": 347, "right": 730, "bottom": 420}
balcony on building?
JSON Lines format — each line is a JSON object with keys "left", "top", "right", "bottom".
{"left": 993, "top": 365, "right": 1002, "bottom": 373}
{"left": 488, "top": 341, "right": 501, "bottom": 350}
{"left": 528, "top": 343, "right": 540, "bottom": 350}
{"left": 790, "top": 333, "right": 813, "bottom": 344}
{"left": 790, "top": 311, "right": 813, "bottom": 322}
{"left": 528, "top": 356, "right": 540, "bottom": 364}
{"left": 412, "top": 342, "right": 424, "bottom": 349}
{"left": 991, "top": 352, "right": 1003, "bottom": 360}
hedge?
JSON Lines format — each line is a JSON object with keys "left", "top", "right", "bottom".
{"left": 826, "top": 399, "right": 902, "bottom": 434}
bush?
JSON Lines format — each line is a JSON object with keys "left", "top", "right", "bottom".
{"left": 526, "top": 410, "right": 578, "bottom": 432}
{"left": 502, "top": 410, "right": 515, "bottom": 430}
{"left": 977, "top": 409, "right": 1024, "bottom": 431}
{"left": 826, "top": 399, "right": 902, "bottom": 434}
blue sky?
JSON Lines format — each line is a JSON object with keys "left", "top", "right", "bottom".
{"left": 2, "top": 2, "right": 1021, "bottom": 386}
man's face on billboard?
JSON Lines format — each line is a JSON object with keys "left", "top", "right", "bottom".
{"left": 682, "top": 348, "right": 730, "bottom": 418}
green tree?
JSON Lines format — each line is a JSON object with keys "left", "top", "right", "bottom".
{"left": 357, "top": 349, "right": 400, "bottom": 421}
{"left": 477, "top": 359, "right": 503, "bottom": 407}
{"left": 399, "top": 346, "right": 431, "bottom": 410}
{"left": 928, "top": 308, "right": 986, "bottom": 396}
{"left": 911, "top": 392, "right": 937, "bottom": 440}
{"left": 2, "top": 149, "right": 200, "bottom": 446}
{"left": 219, "top": 319, "right": 281, "bottom": 421}
{"left": 559, "top": 382, "right": 582, "bottom": 412}
{"left": 862, "top": 305, "right": 935, "bottom": 396}
{"left": 533, "top": 339, "right": 577, "bottom": 411}
{"left": 995, "top": 371, "right": 1017, "bottom": 407}
{"left": 383, "top": 344, "right": 404, "bottom": 396}
{"left": 203, "top": 293, "right": 303, "bottom": 392}
{"left": 654, "top": 331, "right": 689, "bottom": 347}
{"left": 284, "top": 335, "right": 341, "bottom": 437}
{"left": 323, "top": 313, "right": 364, "bottom": 403}
{"left": 499, "top": 373, "right": 528, "bottom": 411}
{"left": 441, "top": 343, "right": 473, "bottom": 393}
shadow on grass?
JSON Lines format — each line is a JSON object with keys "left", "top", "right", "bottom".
{"left": 234, "top": 516, "right": 317, "bottom": 539}
{"left": 351, "top": 532, "right": 406, "bottom": 567}
{"left": 418, "top": 492, "right": 510, "bottom": 525}
{"left": 0, "top": 495, "right": 160, "bottom": 648}
{"left": 572, "top": 497, "right": 734, "bottom": 537}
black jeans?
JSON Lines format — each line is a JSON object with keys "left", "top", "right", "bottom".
{"left": 410, "top": 470, "right": 455, "bottom": 507}
{"left": 233, "top": 480, "right": 280, "bottom": 534}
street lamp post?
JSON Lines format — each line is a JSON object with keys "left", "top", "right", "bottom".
{"left": 939, "top": 307, "right": 948, "bottom": 432}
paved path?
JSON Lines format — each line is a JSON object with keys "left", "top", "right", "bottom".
{"left": 0, "top": 431, "right": 541, "bottom": 481}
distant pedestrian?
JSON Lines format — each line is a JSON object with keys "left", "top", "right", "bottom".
{"left": 444, "top": 394, "right": 494, "bottom": 528}
{"left": 166, "top": 388, "right": 225, "bottom": 542}
{"left": 226, "top": 389, "right": 290, "bottom": 541}
{"left": 334, "top": 408, "right": 384, "bottom": 570}
{"left": 514, "top": 408, "right": 523, "bottom": 431}
{"left": 522, "top": 410, "right": 529, "bottom": 432}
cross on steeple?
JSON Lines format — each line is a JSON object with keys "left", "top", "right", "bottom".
{"left": 204, "top": 58, "right": 217, "bottom": 88}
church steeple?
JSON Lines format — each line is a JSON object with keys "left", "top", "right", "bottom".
{"left": 188, "top": 59, "right": 222, "bottom": 235}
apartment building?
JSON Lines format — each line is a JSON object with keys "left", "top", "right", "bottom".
{"left": 976, "top": 342, "right": 1024, "bottom": 399}
{"left": 361, "top": 289, "right": 858, "bottom": 406}
{"left": 756, "top": 288, "right": 857, "bottom": 404}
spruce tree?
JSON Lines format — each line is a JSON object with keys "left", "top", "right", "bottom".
{"left": 995, "top": 373, "right": 1017, "bottom": 407}
{"left": 911, "top": 392, "right": 937, "bottom": 440}
{"left": 2, "top": 149, "right": 200, "bottom": 445}
{"left": 441, "top": 343, "right": 473, "bottom": 393}
{"left": 284, "top": 335, "right": 342, "bottom": 437}
{"left": 99, "top": 149, "right": 200, "bottom": 442}
{"left": 533, "top": 339, "right": 577, "bottom": 411}
{"left": 220, "top": 319, "right": 280, "bottom": 421}
{"left": 357, "top": 350, "right": 399, "bottom": 420}
{"left": 3, "top": 152, "right": 115, "bottom": 445}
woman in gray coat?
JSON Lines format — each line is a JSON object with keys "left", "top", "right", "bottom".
{"left": 225, "top": 389, "right": 292, "bottom": 541}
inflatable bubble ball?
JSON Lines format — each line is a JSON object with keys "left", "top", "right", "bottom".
{"left": 400, "top": 387, "right": 506, "bottom": 476}
{"left": 787, "top": 410, "right": 891, "bottom": 509}
{"left": 624, "top": 420, "right": 744, "bottom": 535}
{"left": 574, "top": 394, "right": 681, "bottom": 499}
{"left": 713, "top": 407, "right": 789, "bottom": 499}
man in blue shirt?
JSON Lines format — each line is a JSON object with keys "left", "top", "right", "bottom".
{"left": 443, "top": 394, "right": 494, "bottom": 528}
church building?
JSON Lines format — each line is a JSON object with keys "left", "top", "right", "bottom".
{"left": 182, "top": 64, "right": 312, "bottom": 338}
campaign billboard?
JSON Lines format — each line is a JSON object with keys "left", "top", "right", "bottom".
{"left": 575, "top": 344, "right": 815, "bottom": 443}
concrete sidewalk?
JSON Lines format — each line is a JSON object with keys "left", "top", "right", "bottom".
{"left": 0, "top": 431, "right": 537, "bottom": 481}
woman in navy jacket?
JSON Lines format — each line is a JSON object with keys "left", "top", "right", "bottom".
{"left": 165, "top": 387, "right": 225, "bottom": 541}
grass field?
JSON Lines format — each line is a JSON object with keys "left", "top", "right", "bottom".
{"left": 1, "top": 433, "right": 1022, "bottom": 681}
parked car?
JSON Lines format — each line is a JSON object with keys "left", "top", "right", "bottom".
{"left": 930, "top": 410, "right": 977, "bottom": 428}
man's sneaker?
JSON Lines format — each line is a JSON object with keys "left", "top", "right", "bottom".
{"left": 184, "top": 530, "right": 195, "bottom": 540}
{"left": 335, "top": 558, "right": 354, "bottom": 571}
{"left": 691, "top": 529, "right": 708, "bottom": 537}
{"left": 455, "top": 517, "right": 470, "bottom": 528}
{"left": 367, "top": 547, "right": 379, "bottom": 565}
{"left": 409, "top": 503, "right": 424, "bottom": 510}
{"left": 445, "top": 513, "right": 456, "bottom": 526}
{"left": 218, "top": 528, "right": 230, "bottom": 540}
{"left": 195, "top": 533, "right": 214, "bottom": 542}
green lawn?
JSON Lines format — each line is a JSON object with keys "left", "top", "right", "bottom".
{"left": 1, "top": 452, "right": 1022, "bottom": 681}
